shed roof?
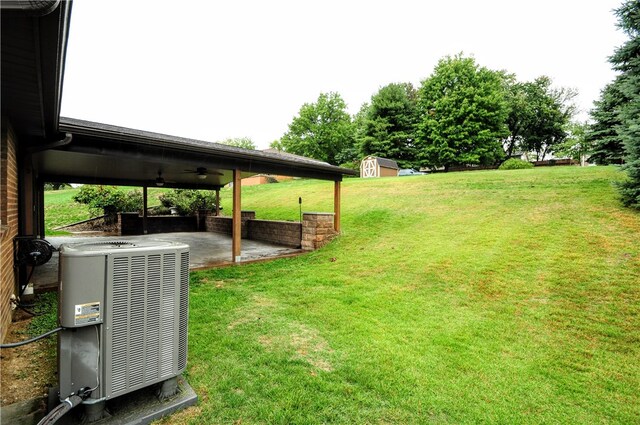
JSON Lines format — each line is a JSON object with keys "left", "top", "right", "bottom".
{"left": 364, "top": 156, "right": 399, "bottom": 170}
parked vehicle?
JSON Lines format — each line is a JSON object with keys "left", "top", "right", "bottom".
{"left": 398, "top": 169, "right": 426, "bottom": 176}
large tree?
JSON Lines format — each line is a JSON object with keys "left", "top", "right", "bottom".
{"left": 586, "top": 79, "right": 627, "bottom": 165}
{"left": 504, "top": 76, "right": 576, "bottom": 161}
{"left": 358, "top": 83, "right": 419, "bottom": 168}
{"left": 523, "top": 77, "right": 577, "bottom": 161}
{"left": 610, "top": 0, "right": 640, "bottom": 209}
{"left": 503, "top": 76, "right": 576, "bottom": 160}
{"left": 415, "top": 54, "right": 509, "bottom": 171}
{"left": 279, "top": 92, "right": 355, "bottom": 165}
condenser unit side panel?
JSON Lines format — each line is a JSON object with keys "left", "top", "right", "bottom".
{"left": 104, "top": 251, "right": 184, "bottom": 399}
{"left": 58, "top": 254, "right": 106, "bottom": 328}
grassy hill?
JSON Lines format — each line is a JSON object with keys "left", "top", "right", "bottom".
{"left": 188, "top": 166, "right": 639, "bottom": 424}
{"left": 44, "top": 166, "right": 640, "bottom": 423}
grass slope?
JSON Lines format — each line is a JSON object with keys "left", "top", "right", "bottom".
{"left": 176, "top": 166, "right": 639, "bottom": 424}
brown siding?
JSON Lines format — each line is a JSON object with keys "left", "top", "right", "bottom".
{"left": 379, "top": 166, "right": 398, "bottom": 177}
{"left": 242, "top": 175, "right": 269, "bottom": 186}
{"left": 1, "top": 121, "right": 19, "bottom": 342}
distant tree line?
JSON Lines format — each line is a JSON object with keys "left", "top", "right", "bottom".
{"left": 273, "top": 53, "right": 579, "bottom": 172}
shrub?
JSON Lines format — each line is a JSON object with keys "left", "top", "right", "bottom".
{"left": 158, "top": 189, "right": 217, "bottom": 216}
{"left": 499, "top": 158, "right": 534, "bottom": 170}
{"left": 73, "top": 185, "right": 142, "bottom": 222}
{"left": 44, "top": 182, "right": 70, "bottom": 191}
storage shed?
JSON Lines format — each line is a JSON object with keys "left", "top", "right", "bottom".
{"left": 360, "top": 156, "right": 399, "bottom": 178}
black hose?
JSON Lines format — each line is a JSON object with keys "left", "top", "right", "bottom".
{"left": 0, "top": 327, "right": 63, "bottom": 348}
{"left": 37, "top": 395, "right": 83, "bottom": 425}
{"left": 16, "top": 303, "right": 37, "bottom": 316}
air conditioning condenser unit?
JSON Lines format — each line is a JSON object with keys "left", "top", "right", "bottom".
{"left": 57, "top": 240, "right": 191, "bottom": 418}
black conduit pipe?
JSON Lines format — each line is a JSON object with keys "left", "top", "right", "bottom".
{"left": 0, "top": 327, "right": 63, "bottom": 348}
{"left": 37, "top": 395, "right": 83, "bottom": 425}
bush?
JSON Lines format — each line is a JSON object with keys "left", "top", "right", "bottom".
{"left": 499, "top": 158, "right": 534, "bottom": 170}
{"left": 158, "top": 189, "right": 217, "bottom": 216}
{"left": 44, "top": 182, "right": 70, "bottom": 191}
{"left": 73, "top": 185, "right": 142, "bottom": 222}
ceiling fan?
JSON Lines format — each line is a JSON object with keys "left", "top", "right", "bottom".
{"left": 155, "top": 170, "right": 170, "bottom": 187}
{"left": 182, "top": 167, "right": 223, "bottom": 180}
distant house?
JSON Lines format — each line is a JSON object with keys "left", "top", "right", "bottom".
{"left": 360, "top": 156, "right": 399, "bottom": 178}
{"left": 242, "top": 174, "right": 292, "bottom": 186}
{"left": 240, "top": 149, "right": 326, "bottom": 185}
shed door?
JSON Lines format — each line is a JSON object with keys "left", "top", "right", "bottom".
{"left": 362, "top": 158, "right": 377, "bottom": 178}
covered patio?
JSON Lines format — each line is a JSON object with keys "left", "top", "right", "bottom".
{"left": 28, "top": 117, "right": 355, "bottom": 267}
{"left": 32, "top": 232, "right": 301, "bottom": 292}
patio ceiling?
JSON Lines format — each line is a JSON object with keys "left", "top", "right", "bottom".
{"left": 30, "top": 117, "right": 356, "bottom": 189}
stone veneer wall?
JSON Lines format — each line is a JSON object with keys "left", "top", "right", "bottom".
{"left": 248, "top": 220, "right": 302, "bottom": 248}
{"left": 204, "top": 211, "right": 336, "bottom": 250}
{"left": 205, "top": 211, "right": 255, "bottom": 238}
{"left": 301, "top": 212, "right": 337, "bottom": 251}
{"left": 1, "top": 122, "right": 19, "bottom": 342}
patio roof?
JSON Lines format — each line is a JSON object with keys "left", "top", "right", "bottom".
{"left": 31, "top": 117, "right": 356, "bottom": 189}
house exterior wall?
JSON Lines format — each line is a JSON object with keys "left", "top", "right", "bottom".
{"left": 242, "top": 175, "right": 294, "bottom": 186}
{"left": 242, "top": 175, "right": 269, "bottom": 186}
{"left": 1, "top": 121, "right": 19, "bottom": 342}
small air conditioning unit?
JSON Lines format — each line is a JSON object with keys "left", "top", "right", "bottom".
{"left": 57, "top": 240, "right": 190, "bottom": 411}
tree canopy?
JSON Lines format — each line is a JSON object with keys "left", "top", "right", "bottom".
{"left": 610, "top": 0, "right": 640, "bottom": 209}
{"left": 415, "top": 54, "right": 509, "bottom": 170}
{"left": 586, "top": 79, "right": 627, "bottom": 165}
{"left": 218, "top": 137, "right": 256, "bottom": 150}
{"left": 358, "top": 83, "right": 419, "bottom": 168}
{"left": 504, "top": 76, "right": 576, "bottom": 160}
{"left": 279, "top": 92, "right": 355, "bottom": 165}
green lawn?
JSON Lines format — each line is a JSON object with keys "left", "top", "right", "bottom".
{"left": 43, "top": 167, "right": 639, "bottom": 423}
{"left": 174, "top": 166, "right": 639, "bottom": 424}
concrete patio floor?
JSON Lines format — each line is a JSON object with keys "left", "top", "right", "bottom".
{"left": 31, "top": 232, "right": 301, "bottom": 291}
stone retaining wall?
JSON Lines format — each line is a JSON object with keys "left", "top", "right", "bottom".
{"left": 302, "top": 212, "right": 337, "bottom": 250}
{"left": 204, "top": 211, "right": 335, "bottom": 250}
{"left": 117, "top": 210, "right": 336, "bottom": 251}
{"left": 248, "top": 219, "right": 301, "bottom": 248}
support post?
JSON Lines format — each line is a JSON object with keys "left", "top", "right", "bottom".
{"left": 36, "top": 178, "right": 45, "bottom": 238}
{"left": 232, "top": 169, "right": 241, "bottom": 262}
{"left": 334, "top": 180, "right": 341, "bottom": 233}
{"left": 215, "top": 188, "right": 220, "bottom": 216}
{"left": 142, "top": 186, "right": 148, "bottom": 234}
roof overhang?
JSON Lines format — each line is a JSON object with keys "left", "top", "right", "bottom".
{"left": 1, "top": 0, "right": 72, "bottom": 142}
{"left": 31, "top": 118, "right": 356, "bottom": 188}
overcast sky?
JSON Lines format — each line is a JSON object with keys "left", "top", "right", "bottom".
{"left": 60, "top": 0, "right": 627, "bottom": 149}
